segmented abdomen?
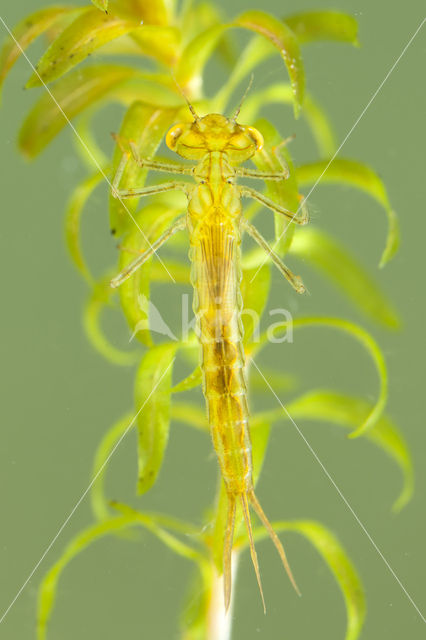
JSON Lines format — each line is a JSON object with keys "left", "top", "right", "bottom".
{"left": 189, "top": 212, "right": 253, "bottom": 495}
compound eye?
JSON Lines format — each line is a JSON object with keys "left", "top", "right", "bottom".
{"left": 246, "top": 126, "right": 264, "bottom": 151}
{"left": 166, "top": 124, "right": 183, "bottom": 150}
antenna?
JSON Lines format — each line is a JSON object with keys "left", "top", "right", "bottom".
{"left": 171, "top": 71, "right": 200, "bottom": 122}
{"left": 231, "top": 74, "right": 254, "bottom": 123}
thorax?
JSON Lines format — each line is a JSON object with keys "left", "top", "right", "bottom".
{"left": 188, "top": 152, "right": 241, "bottom": 224}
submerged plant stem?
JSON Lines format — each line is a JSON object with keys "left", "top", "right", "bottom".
{"left": 207, "top": 553, "right": 239, "bottom": 640}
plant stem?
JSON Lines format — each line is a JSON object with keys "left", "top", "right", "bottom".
{"left": 206, "top": 552, "right": 239, "bottom": 640}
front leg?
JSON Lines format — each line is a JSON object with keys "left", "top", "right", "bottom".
{"left": 236, "top": 137, "right": 294, "bottom": 181}
{"left": 112, "top": 133, "right": 195, "bottom": 175}
{"left": 129, "top": 141, "right": 195, "bottom": 176}
{"left": 239, "top": 186, "right": 309, "bottom": 225}
{"left": 111, "top": 179, "right": 190, "bottom": 201}
{"left": 236, "top": 166, "right": 289, "bottom": 181}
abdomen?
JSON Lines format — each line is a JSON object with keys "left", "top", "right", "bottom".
{"left": 189, "top": 215, "right": 253, "bottom": 495}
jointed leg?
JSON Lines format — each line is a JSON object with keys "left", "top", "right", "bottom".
{"left": 242, "top": 219, "right": 305, "bottom": 293}
{"left": 112, "top": 133, "right": 194, "bottom": 175}
{"left": 240, "top": 186, "right": 309, "bottom": 225}
{"left": 112, "top": 179, "right": 189, "bottom": 200}
{"left": 129, "top": 141, "right": 195, "bottom": 175}
{"left": 111, "top": 216, "right": 186, "bottom": 288}
{"left": 236, "top": 137, "right": 294, "bottom": 181}
{"left": 236, "top": 165, "right": 289, "bottom": 181}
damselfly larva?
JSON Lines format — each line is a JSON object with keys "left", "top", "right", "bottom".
{"left": 110, "top": 97, "right": 308, "bottom": 611}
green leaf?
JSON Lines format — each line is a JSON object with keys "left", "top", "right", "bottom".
{"left": 212, "top": 36, "right": 274, "bottom": 114}
{"left": 150, "top": 259, "right": 190, "bottom": 283}
{"left": 172, "top": 402, "right": 208, "bottom": 431}
{"left": 251, "top": 520, "right": 365, "bottom": 640}
{"left": 0, "top": 7, "right": 81, "bottom": 95}
{"left": 214, "top": 10, "right": 357, "bottom": 112}
{"left": 106, "top": 0, "right": 169, "bottom": 25}
{"left": 109, "top": 101, "right": 179, "bottom": 236}
{"left": 257, "top": 316, "right": 388, "bottom": 437}
{"left": 92, "top": 0, "right": 109, "bottom": 11}
{"left": 91, "top": 411, "right": 135, "bottom": 520}
{"left": 135, "top": 342, "right": 177, "bottom": 493}
{"left": 84, "top": 275, "right": 140, "bottom": 365}
{"left": 38, "top": 509, "right": 201, "bottom": 639}
{"left": 26, "top": 8, "right": 141, "bottom": 88}
{"left": 130, "top": 26, "right": 181, "bottom": 66}
{"left": 65, "top": 171, "right": 104, "bottom": 284}
{"left": 175, "top": 24, "right": 226, "bottom": 91}
{"left": 37, "top": 516, "right": 136, "bottom": 640}
{"left": 240, "top": 264, "right": 271, "bottom": 342}
{"left": 252, "top": 119, "right": 300, "bottom": 255}
{"left": 296, "top": 159, "right": 399, "bottom": 267}
{"left": 289, "top": 227, "right": 400, "bottom": 329}
{"left": 240, "top": 84, "right": 336, "bottom": 157}
{"left": 249, "top": 368, "right": 297, "bottom": 393}
{"left": 18, "top": 64, "right": 140, "bottom": 158}
{"left": 172, "top": 366, "right": 202, "bottom": 393}
{"left": 74, "top": 108, "right": 110, "bottom": 170}
{"left": 235, "top": 10, "right": 304, "bottom": 117}
{"left": 302, "top": 93, "right": 337, "bottom": 157}
{"left": 250, "top": 419, "right": 271, "bottom": 486}
{"left": 180, "top": 564, "right": 212, "bottom": 640}
{"left": 285, "top": 390, "right": 414, "bottom": 511}
{"left": 284, "top": 11, "right": 359, "bottom": 46}
{"left": 116, "top": 203, "right": 183, "bottom": 346}
{"left": 111, "top": 502, "right": 203, "bottom": 561}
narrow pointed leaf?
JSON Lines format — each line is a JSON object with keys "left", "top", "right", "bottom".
{"left": 26, "top": 8, "right": 140, "bottom": 87}
{"left": 37, "top": 516, "right": 140, "bottom": 639}
{"left": 303, "top": 93, "right": 337, "bottom": 156}
{"left": 284, "top": 11, "right": 359, "bottom": 46}
{"left": 65, "top": 171, "right": 104, "bottom": 283}
{"left": 150, "top": 259, "right": 190, "bottom": 283}
{"left": 92, "top": 0, "right": 109, "bottom": 11}
{"left": 84, "top": 275, "right": 140, "bottom": 365}
{"left": 172, "top": 402, "right": 208, "bottom": 431}
{"left": 286, "top": 390, "right": 414, "bottom": 511}
{"left": 175, "top": 24, "right": 226, "bottom": 91}
{"left": 250, "top": 368, "right": 297, "bottom": 393}
{"left": 109, "top": 102, "right": 179, "bottom": 236}
{"left": 19, "top": 64, "right": 139, "bottom": 157}
{"left": 116, "top": 203, "right": 183, "bottom": 346}
{"left": 250, "top": 419, "right": 271, "bottom": 486}
{"left": 0, "top": 7, "right": 80, "bottom": 94}
{"left": 296, "top": 159, "right": 399, "bottom": 266}
{"left": 241, "top": 84, "right": 336, "bottom": 157}
{"left": 74, "top": 108, "right": 110, "bottom": 169}
{"left": 91, "top": 411, "right": 134, "bottom": 520}
{"left": 235, "top": 10, "right": 304, "bottom": 116}
{"left": 212, "top": 36, "right": 274, "bottom": 114}
{"left": 38, "top": 509, "right": 200, "bottom": 639}
{"left": 241, "top": 264, "right": 271, "bottom": 342}
{"left": 172, "top": 366, "right": 202, "bottom": 393}
{"left": 252, "top": 119, "right": 300, "bottom": 255}
{"left": 107, "top": 0, "right": 169, "bottom": 25}
{"left": 290, "top": 227, "right": 400, "bottom": 328}
{"left": 130, "top": 26, "right": 180, "bottom": 66}
{"left": 111, "top": 503, "right": 203, "bottom": 561}
{"left": 257, "top": 316, "right": 388, "bottom": 436}
{"left": 250, "top": 520, "right": 365, "bottom": 640}
{"left": 135, "top": 342, "right": 177, "bottom": 493}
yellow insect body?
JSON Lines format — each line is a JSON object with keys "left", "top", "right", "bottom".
{"left": 111, "top": 109, "right": 307, "bottom": 610}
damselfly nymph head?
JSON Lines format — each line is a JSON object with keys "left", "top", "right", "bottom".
{"left": 166, "top": 114, "right": 264, "bottom": 163}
